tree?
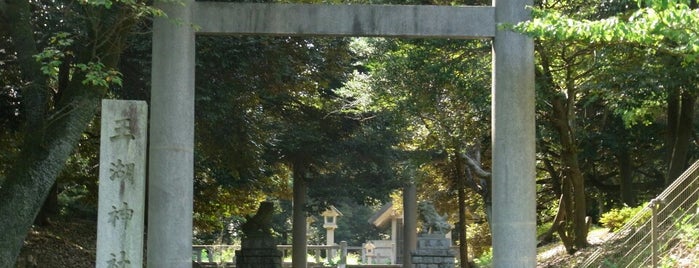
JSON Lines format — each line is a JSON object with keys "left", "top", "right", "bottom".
{"left": 369, "top": 37, "right": 493, "bottom": 265}
{"left": 0, "top": 0, "right": 158, "bottom": 264}
{"left": 332, "top": 202, "right": 385, "bottom": 246}
{"left": 535, "top": 39, "right": 594, "bottom": 251}
{"left": 192, "top": 33, "right": 406, "bottom": 267}
{"left": 513, "top": 0, "right": 699, "bottom": 252}
{"left": 515, "top": 0, "right": 699, "bottom": 184}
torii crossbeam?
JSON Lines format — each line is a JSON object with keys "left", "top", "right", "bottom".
{"left": 148, "top": 1, "right": 534, "bottom": 267}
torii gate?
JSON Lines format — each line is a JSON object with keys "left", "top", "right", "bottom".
{"left": 148, "top": 1, "right": 534, "bottom": 267}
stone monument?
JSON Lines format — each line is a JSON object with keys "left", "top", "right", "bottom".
{"left": 236, "top": 201, "right": 283, "bottom": 268}
{"left": 96, "top": 100, "right": 148, "bottom": 268}
{"left": 412, "top": 201, "right": 455, "bottom": 268}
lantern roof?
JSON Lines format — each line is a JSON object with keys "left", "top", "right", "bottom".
{"left": 321, "top": 205, "right": 343, "bottom": 217}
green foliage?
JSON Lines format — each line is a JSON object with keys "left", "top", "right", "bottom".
{"left": 537, "top": 221, "right": 553, "bottom": 237}
{"left": 512, "top": 0, "right": 699, "bottom": 63}
{"left": 599, "top": 203, "right": 648, "bottom": 231}
{"left": 370, "top": 37, "right": 492, "bottom": 203}
{"left": 191, "top": 34, "right": 405, "bottom": 240}
{"left": 467, "top": 222, "right": 492, "bottom": 258}
{"left": 602, "top": 258, "right": 620, "bottom": 267}
{"left": 473, "top": 247, "right": 492, "bottom": 268}
{"left": 659, "top": 257, "right": 680, "bottom": 268}
{"left": 675, "top": 214, "right": 699, "bottom": 248}
{"left": 322, "top": 252, "right": 361, "bottom": 266}
{"left": 33, "top": 32, "right": 74, "bottom": 78}
{"left": 657, "top": 214, "right": 699, "bottom": 267}
{"left": 368, "top": 37, "right": 495, "bottom": 261}
{"left": 192, "top": 247, "right": 236, "bottom": 263}
{"left": 74, "top": 62, "right": 122, "bottom": 87}
{"left": 79, "top": 0, "right": 166, "bottom": 17}
{"left": 332, "top": 202, "right": 385, "bottom": 246}
{"left": 57, "top": 183, "right": 96, "bottom": 218}
{"left": 33, "top": 33, "right": 123, "bottom": 89}
{"left": 0, "top": 0, "right": 168, "bottom": 263}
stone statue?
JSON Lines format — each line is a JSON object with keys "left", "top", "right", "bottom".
{"left": 417, "top": 201, "right": 452, "bottom": 234}
{"left": 237, "top": 201, "right": 282, "bottom": 268}
{"left": 414, "top": 202, "right": 456, "bottom": 267}
{"left": 241, "top": 201, "right": 275, "bottom": 238}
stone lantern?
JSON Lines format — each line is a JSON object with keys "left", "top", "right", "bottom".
{"left": 364, "top": 241, "right": 376, "bottom": 264}
{"left": 321, "top": 206, "right": 342, "bottom": 259}
{"left": 322, "top": 206, "right": 341, "bottom": 230}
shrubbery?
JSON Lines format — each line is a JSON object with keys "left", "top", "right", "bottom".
{"left": 473, "top": 248, "right": 492, "bottom": 268}
{"left": 599, "top": 203, "right": 648, "bottom": 232}
{"left": 467, "top": 223, "right": 492, "bottom": 258}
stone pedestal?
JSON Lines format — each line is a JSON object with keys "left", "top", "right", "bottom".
{"left": 411, "top": 234, "right": 455, "bottom": 268}
{"left": 235, "top": 238, "right": 282, "bottom": 268}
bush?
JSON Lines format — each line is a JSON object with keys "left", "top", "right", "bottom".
{"left": 473, "top": 248, "right": 492, "bottom": 268}
{"left": 467, "top": 223, "right": 492, "bottom": 258}
{"left": 599, "top": 203, "right": 647, "bottom": 232}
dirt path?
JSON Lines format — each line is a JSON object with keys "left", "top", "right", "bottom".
{"left": 537, "top": 228, "right": 611, "bottom": 267}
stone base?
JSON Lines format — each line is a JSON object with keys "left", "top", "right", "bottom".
{"left": 411, "top": 234, "right": 455, "bottom": 268}
{"left": 236, "top": 237, "right": 282, "bottom": 268}
{"left": 235, "top": 249, "right": 282, "bottom": 268}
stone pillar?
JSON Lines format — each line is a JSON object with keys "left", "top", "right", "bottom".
{"left": 96, "top": 100, "right": 148, "bottom": 268}
{"left": 339, "top": 241, "right": 348, "bottom": 268}
{"left": 325, "top": 227, "right": 335, "bottom": 260}
{"left": 326, "top": 227, "right": 335, "bottom": 246}
{"left": 402, "top": 182, "right": 417, "bottom": 267}
{"left": 148, "top": 0, "right": 195, "bottom": 267}
{"left": 492, "top": 0, "right": 536, "bottom": 267}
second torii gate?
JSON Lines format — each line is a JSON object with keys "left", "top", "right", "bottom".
{"left": 147, "top": 1, "right": 534, "bottom": 267}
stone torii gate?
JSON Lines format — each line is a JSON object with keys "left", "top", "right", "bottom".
{"left": 148, "top": 1, "right": 534, "bottom": 267}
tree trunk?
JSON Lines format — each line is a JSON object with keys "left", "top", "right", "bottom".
{"left": 460, "top": 150, "right": 492, "bottom": 224}
{"left": 536, "top": 41, "right": 588, "bottom": 252}
{"left": 666, "top": 90, "right": 695, "bottom": 185}
{"left": 617, "top": 144, "right": 635, "bottom": 206}
{"left": 552, "top": 95, "right": 589, "bottom": 250}
{"left": 454, "top": 154, "right": 470, "bottom": 268}
{"left": 0, "top": 1, "right": 100, "bottom": 265}
{"left": 539, "top": 158, "right": 563, "bottom": 246}
{"left": 552, "top": 194, "right": 574, "bottom": 253}
{"left": 0, "top": 86, "right": 103, "bottom": 266}
{"left": 402, "top": 182, "right": 417, "bottom": 268}
{"left": 558, "top": 180, "right": 575, "bottom": 253}
{"left": 570, "top": 173, "right": 588, "bottom": 249}
{"left": 1, "top": 0, "right": 48, "bottom": 135}
{"left": 0, "top": 0, "right": 129, "bottom": 264}
{"left": 292, "top": 164, "right": 308, "bottom": 268}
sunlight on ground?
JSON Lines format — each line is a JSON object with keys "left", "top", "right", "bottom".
{"left": 537, "top": 227, "right": 611, "bottom": 264}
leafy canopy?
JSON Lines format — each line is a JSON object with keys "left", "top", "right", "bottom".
{"left": 512, "top": 0, "right": 699, "bottom": 63}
